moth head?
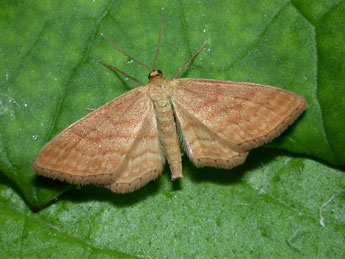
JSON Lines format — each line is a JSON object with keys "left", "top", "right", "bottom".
{"left": 148, "top": 70, "right": 163, "bottom": 80}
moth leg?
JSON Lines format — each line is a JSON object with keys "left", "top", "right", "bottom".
{"left": 84, "top": 107, "right": 96, "bottom": 111}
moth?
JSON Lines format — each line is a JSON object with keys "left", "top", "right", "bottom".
{"left": 33, "top": 9, "right": 307, "bottom": 193}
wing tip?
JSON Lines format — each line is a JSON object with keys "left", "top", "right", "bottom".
{"left": 238, "top": 96, "right": 307, "bottom": 151}
{"left": 191, "top": 152, "right": 249, "bottom": 169}
{"left": 107, "top": 168, "right": 163, "bottom": 194}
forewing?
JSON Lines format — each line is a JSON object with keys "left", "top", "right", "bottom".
{"left": 33, "top": 86, "right": 163, "bottom": 186}
{"left": 171, "top": 79, "right": 306, "bottom": 155}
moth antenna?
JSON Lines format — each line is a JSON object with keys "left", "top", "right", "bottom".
{"left": 153, "top": 8, "right": 164, "bottom": 71}
{"left": 99, "top": 61, "right": 145, "bottom": 85}
{"left": 172, "top": 41, "right": 207, "bottom": 79}
{"left": 101, "top": 33, "right": 152, "bottom": 73}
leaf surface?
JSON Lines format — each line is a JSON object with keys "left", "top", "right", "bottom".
{"left": 0, "top": 0, "right": 344, "bottom": 257}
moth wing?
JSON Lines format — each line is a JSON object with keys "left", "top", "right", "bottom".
{"left": 173, "top": 98, "right": 249, "bottom": 168}
{"left": 106, "top": 104, "right": 165, "bottom": 193}
{"left": 170, "top": 78, "right": 306, "bottom": 168}
{"left": 33, "top": 86, "right": 164, "bottom": 190}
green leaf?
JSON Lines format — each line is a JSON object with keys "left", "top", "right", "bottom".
{"left": 1, "top": 151, "right": 345, "bottom": 257}
{"left": 0, "top": 0, "right": 344, "bottom": 257}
